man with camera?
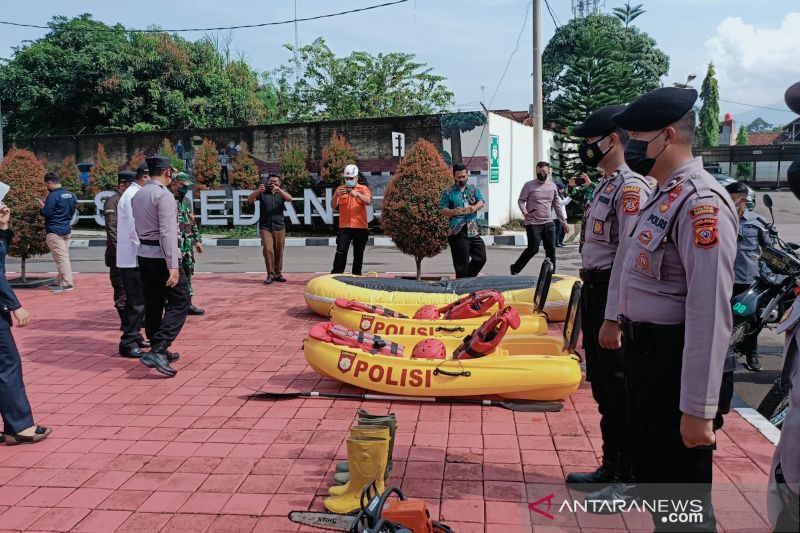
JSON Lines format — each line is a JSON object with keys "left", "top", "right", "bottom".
{"left": 248, "top": 174, "right": 292, "bottom": 285}
{"left": 331, "top": 164, "right": 372, "bottom": 276}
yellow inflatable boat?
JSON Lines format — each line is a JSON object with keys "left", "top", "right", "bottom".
{"left": 304, "top": 264, "right": 577, "bottom": 322}
{"left": 330, "top": 289, "right": 548, "bottom": 336}
{"left": 303, "top": 283, "right": 583, "bottom": 401}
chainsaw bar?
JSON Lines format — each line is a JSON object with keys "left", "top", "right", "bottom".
{"left": 288, "top": 511, "right": 359, "bottom": 531}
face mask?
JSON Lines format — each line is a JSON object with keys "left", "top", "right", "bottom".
{"left": 579, "top": 135, "right": 610, "bottom": 167}
{"left": 345, "top": 179, "right": 357, "bottom": 188}
{"left": 536, "top": 172, "right": 548, "bottom": 182}
{"left": 625, "top": 129, "right": 668, "bottom": 176}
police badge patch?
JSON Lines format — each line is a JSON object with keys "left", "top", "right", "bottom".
{"left": 338, "top": 351, "right": 357, "bottom": 373}
{"left": 359, "top": 315, "right": 375, "bottom": 331}
{"left": 637, "top": 252, "right": 650, "bottom": 271}
{"left": 638, "top": 229, "right": 653, "bottom": 245}
{"left": 593, "top": 220, "right": 604, "bottom": 235}
{"left": 693, "top": 218, "right": 719, "bottom": 249}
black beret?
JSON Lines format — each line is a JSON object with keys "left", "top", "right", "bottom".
{"left": 135, "top": 162, "right": 149, "bottom": 175}
{"left": 724, "top": 181, "right": 748, "bottom": 195}
{"left": 785, "top": 81, "right": 800, "bottom": 115}
{"left": 613, "top": 87, "right": 698, "bottom": 132}
{"left": 573, "top": 105, "right": 627, "bottom": 137}
{"left": 117, "top": 170, "right": 136, "bottom": 183}
{"left": 146, "top": 156, "right": 173, "bottom": 174}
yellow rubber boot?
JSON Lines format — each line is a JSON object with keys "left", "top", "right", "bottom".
{"left": 329, "top": 426, "right": 390, "bottom": 496}
{"left": 323, "top": 435, "right": 389, "bottom": 514}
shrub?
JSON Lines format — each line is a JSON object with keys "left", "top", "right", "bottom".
{"left": 279, "top": 141, "right": 309, "bottom": 196}
{"left": 158, "top": 138, "right": 184, "bottom": 172}
{"left": 56, "top": 155, "right": 83, "bottom": 195}
{"left": 320, "top": 132, "right": 356, "bottom": 186}
{"left": 381, "top": 139, "right": 451, "bottom": 279}
{"left": 0, "top": 147, "right": 49, "bottom": 281}
{"left": 193, "top": 138, "right": 221, "bottom": 190}
{"left": 128, "top": 152, "right": 146, "bottom": 172}
{"left": 229, "top": 141, "right": 259, "bottom": 189}
{"left": 88, "top": 143, "right": 118, "bottom": 195}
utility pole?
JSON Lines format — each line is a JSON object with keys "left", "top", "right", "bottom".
{"left": 294, "top": 0, "right": 300, "bottom": 83}
{"left": 532, "top": 0, "right": 544, "bottom": 164}
{"left": 0, "top": 97, "right": 4, "bottom": 162}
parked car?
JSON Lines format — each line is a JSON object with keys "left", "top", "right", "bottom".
{"left": 705, "top": 166, "right": 756, "bottom": 210}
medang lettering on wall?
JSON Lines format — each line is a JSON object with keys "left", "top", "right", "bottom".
{"left": 90, "top": 188, "right": 377, "bottom": 227}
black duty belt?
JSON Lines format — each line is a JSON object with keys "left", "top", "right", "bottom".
{"left": 618, "top": 314, "right": 685, "bottom": 342}
{"left": 140, "top": 239, "right": 160, "bottom": 246}
{"left": 579, "top": 268, "right": 612, "bottom": 283}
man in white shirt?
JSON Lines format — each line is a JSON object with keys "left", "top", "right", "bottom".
{"left": 116, "top": 163, "right": 149, "bottom": 358}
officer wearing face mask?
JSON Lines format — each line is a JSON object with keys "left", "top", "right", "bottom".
{"left": 170, "top": 173, "right": 204, "bottom": 316}
{"left": 566, "top": 105, "right": 654, "bottom": 507}
{"left": 331, "top": 164, "right": 372, "bottom": 276}
{"left": 611, "top": 87, "right": 737, "bottom": 531}
{"left": 768, "top": 80, "right": 800, "bottom": 533}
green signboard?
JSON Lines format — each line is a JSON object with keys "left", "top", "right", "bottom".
{"left": 489, "top": 135, "right": 500, "bottom": 183}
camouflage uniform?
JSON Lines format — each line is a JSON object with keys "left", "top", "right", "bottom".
{"left": 177, "top": 196, "right": 201, "bottom": 296}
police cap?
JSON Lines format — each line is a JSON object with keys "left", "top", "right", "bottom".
{"left": 573, "top": 104, "right": 627, "bottom": 137}
{"left": 613, "top": 87, "right": 698, "bottom": 132}
{"left": 724, "top": 181, "right": 748, "bottom": 196}
{"left": 146, "top": 156, "right": 173, "bottom": 175}
{"left": 135, "top": 162, "right": 149, "bottom": 176}
{"left": 785, "top": 81, "right": 800, "bottom": 115}
{"left": 117, "top": 170, "right": 136, "bottom": 184}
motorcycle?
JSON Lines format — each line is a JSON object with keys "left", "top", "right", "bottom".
{"left": 728, "top": 194, "right": 800, "bottom": 427}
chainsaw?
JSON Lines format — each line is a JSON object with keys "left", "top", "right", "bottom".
{"left": 289, "top": 482, "right": 454, "bottom": 533}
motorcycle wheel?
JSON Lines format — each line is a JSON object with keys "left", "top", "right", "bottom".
{"left": 757, "top": 378, "right": 790, "bottom": 427}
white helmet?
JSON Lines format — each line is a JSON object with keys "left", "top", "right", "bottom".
{"left": 343, "top": 164, "right": 359, "bottom": 178}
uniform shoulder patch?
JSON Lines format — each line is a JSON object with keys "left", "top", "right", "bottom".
{"left": 693, "top": 217, "right": 719, "bottom": 249}
{"left": 688, "top": 205, "right": 720, "bottom": 218}
{"left": 622, "top": 189, "right": 641, "bottom": 215}
{"left": 622, "top": 185, "right": 641, "bottom": 193}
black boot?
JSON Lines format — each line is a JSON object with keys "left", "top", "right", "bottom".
{"left": 565, "top": 461, "right": 615, "bottom": 492}
{"left": 745, "top": 353, "right": 762, "bottom": 372}
{"left": 140, "top": 348, "right": 177, "bottom": 377}
{"left": 188, "top": 304, "right": 205, "bottom": 316}
{"left": 136, "top": 335, "right": 151, "bottom": 349}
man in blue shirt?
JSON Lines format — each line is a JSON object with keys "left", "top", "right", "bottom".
{"left": 39, "top": 172, "right": 77, "bottom": 292}
{"left": 439, "top": 164, "right": 486, "bottom": 278}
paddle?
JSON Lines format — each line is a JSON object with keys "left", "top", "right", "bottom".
{"left": 247, "top": 389, "right": 564, "bottom": 412}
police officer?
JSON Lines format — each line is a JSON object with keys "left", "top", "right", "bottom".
{"left": 767, "top": 81, "right": 800, "bottom": 533}
{"left": 566, "top": 105, "right": 653, "bottom": 505}
{"left": 170, "top": 173, "right": 204, "bottom": 315}
{"left": 726, "top": 181, "right": 770, "bottom": 371}
{"left": 610, "top": 87, "right": 737, "bottom": 531}
{"left": 104, "top": 171, "right": 136, "bottom": 332}
{"left": 132, "top": 156, "right": 190, "bottom": 377}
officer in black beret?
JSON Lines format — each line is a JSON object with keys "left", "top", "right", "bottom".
{"left": 612, "top": 87, "right": 739, "bottom": 531}
{"left": 567, "top": 105, "right": 654, "bottom": 506}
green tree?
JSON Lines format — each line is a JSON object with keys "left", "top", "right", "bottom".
{"left": 543, "top": 13, "right": 669, "bottom": 123}
{"left": 747, "top": 117, "right": 773, "bottom": 133}
{"left": 440, "top": 112, "right": 486, "bottom": 165}
{"left": 381, "top": 139, "right": 451, "bottom": 280}
{"left": 229, "top": 141, "right": 259, "bottom": 189}
{"left": 735, "top": 125, "right": 752, "bottom": 179}
{"left": 0, "top": 147, "right": 49, "bottom": 281}
{"left": 127, "top": 152, "right": 146, "bottom": 172}
{"left": 192, "top": 139, "right": 221, "bottom": 189}
{"left": 88, "top": 144, "right": 119, "bottom": 195}
{"left": 699, "top": 62, "right": 720, "bottom": 148}
{"left": 56, "top": 155, "right": 83, "bottom": 195}
{"left": 320, "top": 132, "right": 357, "bottom": 186}
{"left": 159, "top": 138, "right": 184, "bottom": 172}
{"left": 279, "top": 141, "right": 309, "bottom": 196}
{"left": 269, "top": 37, "right": 454, "bottom": 121}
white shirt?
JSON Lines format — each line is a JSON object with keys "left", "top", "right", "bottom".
{"left": 116, "top": 182, "right": 142, "bottom": 268}
{"left": 551, "top": 196, "right": 571, "bottom": 220}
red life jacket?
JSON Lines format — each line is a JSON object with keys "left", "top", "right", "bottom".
{"left": 334, "top": 298, "right": 408, "bottom": 318}
{"left": 309, "top": 322, "right": 405, "bottom": 357}
{"left": 453, "top": 307, "right": 521, "bottom": 360}
{"left": 438, "top": 290, "right": 505, "bottom": 320}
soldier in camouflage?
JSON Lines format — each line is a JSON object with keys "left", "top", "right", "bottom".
{"left": 171, "top": 173, "right": 205, "bottom": 316}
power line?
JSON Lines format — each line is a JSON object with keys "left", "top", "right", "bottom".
{"left": 543, "top": 0, "right": 561, "bottom": 29}
{"left": 0, "top": 0, "right": 408, "bottom": 33}
{"left": 719, "top": 98, "right": 792, "bottom": 114}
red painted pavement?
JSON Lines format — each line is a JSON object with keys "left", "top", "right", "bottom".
{"left": 0, "top": 273, "right": 775, "bottom": 532}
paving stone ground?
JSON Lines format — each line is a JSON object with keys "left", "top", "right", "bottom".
{"left": 0, "top": 273, "right": 776, "bottom": 532}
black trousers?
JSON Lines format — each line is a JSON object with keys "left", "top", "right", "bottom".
{"left": 119, "top": 267, "right": 146, "bottom": 350}
{"left": 138, "top": 257, "right": 190, "bottom": 350}
{"left": 0, "top": 326, "right": 34, "bottom": 434}
{"left": 511, "top": 222, "right": 556, "bottom": 273}
{"left": 624, "top": 326, "right": 716, "bottom": 532}
{"left": 580, "top": 274, "right": 628, "bottom": 475}
{"left": 109, "top": 266, "right": 125, "bottom": 312}
{"left": 554, "top": 219, "right": 565, "bottom": 245}
{"left": 448, "top": 230, "right": 487, "bottom": 279}
{"left": 331, "top": 228, "right": 369, "bottom": 276}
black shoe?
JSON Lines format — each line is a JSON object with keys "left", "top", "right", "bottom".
{"left": 263, "top": 277, "right": 272, "bottom": 285}
{"left": 745, "top": 354, "right": 762, "bottom": 372}
{"left": 273, "top": 275, "right": 287, "bottom": 283}
{"left": 140, "top": 351, "right": 177, "bottom": 377}
{"left": 584, "top": 483, "right": 638, "bottom": 515}
{"left": 565, "top": 464, "right": 614, "bottom": 492}
{"left": 136, "top": 336, "right": 151, "bottom": 349}
{"left": 188, "top": 305, "right": 205, "bottom": 315}
{"left": 155, "top": 348, "right": 180, "bottom": 363}
{"left": 119, "top": 346, "right": 144, "bottom": 358}
{"left": 510, "top": 265, "right": 518, "bottom": 276}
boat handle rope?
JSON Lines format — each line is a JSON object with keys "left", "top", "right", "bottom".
{"left": 433, "top": 360, "right": 471, "bottom": 378}
{"left": 435, "top": 326, "right": 465, "bottom": 333}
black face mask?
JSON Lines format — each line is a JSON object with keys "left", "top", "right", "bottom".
{"left": 174, "top": 185, "right": 189, "bottom": 199}
{"left": 536, "top": 172, "right": 548, "bottom": 182}
{"left": 624, "top": 129, "right": 668, "bottom": 176}
{"left": 578, "top": 135, "right": 610, "bottom": 167}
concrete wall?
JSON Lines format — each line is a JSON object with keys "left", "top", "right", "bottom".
{"left": 19, "top": 115, "right": 444, "bottom": 174}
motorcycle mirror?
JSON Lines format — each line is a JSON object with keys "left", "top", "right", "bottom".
{"left": 764, "top": 194, "right": 774, "bottom": 209}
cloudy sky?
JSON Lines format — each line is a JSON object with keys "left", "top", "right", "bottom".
{"left": 1, "top": 0, "right": 798, "bottom": 126}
